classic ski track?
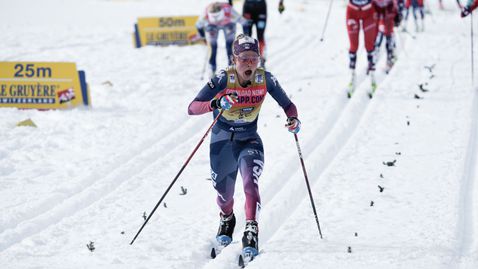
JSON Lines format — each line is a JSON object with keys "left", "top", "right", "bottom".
{"left": 456, "top": 84, "right": 478, "bottom": 268}
{"left": 0, "top": 116, "right": 209, "bottom": 252}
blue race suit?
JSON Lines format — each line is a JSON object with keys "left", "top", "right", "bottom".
{"left": 188, "top": 67, "right": 297, "bottom": 220}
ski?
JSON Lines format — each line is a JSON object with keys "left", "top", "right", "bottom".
{"left": 210, "top": 236, "right": 233, "bottom": 259}
{"left": 346, "top": 81, "right": 355, "bottom": 98}
{"left": 367, "top": 72, "right": 378, "bottom": 98}
{"left": 238, "top": 249, "right": 258, "bottom": 268}
{"left": 367, "top": 82, "right": 378, "bottom": 98}
{"left": 346, "top": 70, "right": 357, "bottom": 98}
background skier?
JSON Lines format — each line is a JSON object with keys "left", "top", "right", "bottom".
{"left": 229, "top": 0, "right": 286, "bottom": 68}
{"left": 195, "top": 2, "right": 247, "bottom": 77}
{"left": 346, "top": 0, "right": 378, "bottom": 96}
{"left": 403, "top": 0, "right": 425, "bottom": 31}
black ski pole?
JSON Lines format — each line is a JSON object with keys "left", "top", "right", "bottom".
{"left": 130, "top": 110, "right": 224, "bottom": 245}
{"left": 293, "top": 133, "right": 323, "bottom": 239}
{"left": 320, "top": 0, "right": 334, "bottom": 42}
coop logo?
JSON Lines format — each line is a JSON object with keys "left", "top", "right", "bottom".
{"left": 58, "top": 88, "right": 76, "bottom": 104}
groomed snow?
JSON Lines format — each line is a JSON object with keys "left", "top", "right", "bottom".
{"left": 0, "top": 0, "right": 477, "bottom": 268}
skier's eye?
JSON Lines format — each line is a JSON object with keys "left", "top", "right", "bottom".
{"left": 237, "top": 56, "right": 259, "bottom": 64}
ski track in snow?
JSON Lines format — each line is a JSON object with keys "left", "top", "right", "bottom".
{"left": 0, "top": 117, "right": 210, "bottom": 252}
{"left": 457, "top": 78, "right": 478, "bottom": 268}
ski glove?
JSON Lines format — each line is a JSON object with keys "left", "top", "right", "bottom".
{"left": 285, "top": 117, "right": 301, "bottom": 134}
{"left": 196, "top": 27, "right": 206, "bottom": 39}
{"left": 394, "top": 12, "right": 402, "bottom": 27}
{"left": 462, "top": 6, "right": 471, "bottom": 17}
{"left": 211, "top": 92, "right": 238, "bottom": 111}
{"left": 278, "top": 0, "right": 285, "bottom": 14}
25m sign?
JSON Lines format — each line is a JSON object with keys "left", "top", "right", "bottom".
{"left": 0, "top": 62, "right": 90, "bottom": 109}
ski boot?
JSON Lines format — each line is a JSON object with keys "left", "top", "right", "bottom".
{"left": 242, "top": 220, "right": 259, "bottom": 258}
{"left": 216, "top": 212, "right": 235, "bottom": 246}
{"left": 238, "top": 220, "right": 259, "bottom": 267}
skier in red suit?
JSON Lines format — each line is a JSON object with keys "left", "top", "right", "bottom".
{"left": 346, "top": 0, "right": 378, "bottom": 96}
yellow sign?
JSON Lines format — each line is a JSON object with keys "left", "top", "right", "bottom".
{"left": 0, "top": 62, "right": 90, "bottom": 109}
{"left": 134, "top": 16, "right": 200, "bottom": 48}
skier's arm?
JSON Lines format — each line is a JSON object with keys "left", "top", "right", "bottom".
{"left": 195, "top": 16, "right": 207, "bottom": 38}
{"left": 188, "top": 71, "right": 228, "bottom": 115}
{"left": 265, "top": 72, "right": 298, "bottom": 119}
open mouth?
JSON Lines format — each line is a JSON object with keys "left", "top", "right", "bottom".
{"left": 244, "top": 70, "right": 253, "bottom": 76}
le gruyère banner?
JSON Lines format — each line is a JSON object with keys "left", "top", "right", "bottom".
{"left": 134, "top": 16, "right": 200, "bottom": 48}
{"left": 0, "top": 62, "right": 90, "bottom": 109}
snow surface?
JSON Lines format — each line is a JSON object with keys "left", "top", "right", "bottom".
{"left": 1, "top": 0, "right": 477, "bottom": 268}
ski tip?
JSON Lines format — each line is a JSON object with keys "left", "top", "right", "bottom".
{"left": 211, "top": 247, "right": 216, "bottom": 259}
{"left": 238, "top": 255, "right": 245, "bottom": 268}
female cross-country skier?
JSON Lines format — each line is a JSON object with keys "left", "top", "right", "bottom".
{"left": 188, "top": 34, "right": 300, "bottom": 260}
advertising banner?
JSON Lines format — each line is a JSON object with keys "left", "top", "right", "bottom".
{"left": 0, "top": 62, "right": 90, "bottom": 109}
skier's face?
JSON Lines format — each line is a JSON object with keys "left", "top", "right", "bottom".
{"left": 234, "top": 51, "right": 260, "bottom": 84}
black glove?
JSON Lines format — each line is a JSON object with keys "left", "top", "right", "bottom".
{"left": 462, "top": 6, "right": 471, "bottom": 17}
{"left": 197, "top": 27, "right": 205, "bottom": 39}
{"left": 278, "top": 1, "right": 285, "bottom": 14}
{"left": 285, "top": 117, "right": 301, "bottom": 133}
{"left": 394, "top": 12, "right": 402, "bottom": 27}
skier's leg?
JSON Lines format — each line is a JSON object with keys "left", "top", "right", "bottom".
{"left": 255, "top": 1, "right": 267, "bottom": 66}
{"left": 346, "top": 6, "right": 360, "bottom": 70}
{"left": 363, "top": 8, "right": 378, "bottom": 72}
{"left": 237, "top": 136, "right": 264, "bottom": 221}
{"left": 224, "top": 23, "right": 236, "bottom": 65}
{"left": 210, "top": 132, "right": 239, "bottom": 216}
{"left": 384, "top": 5, "right": 396, "bottom": 63}
{"left": 236, "top": 136, "right": 263, "bottom": 257}
{"left": 206, "top": 25, "right": 219, "bottom": 74}
{"left": 242, "top": 1, "right": 254, "bottom": 36}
